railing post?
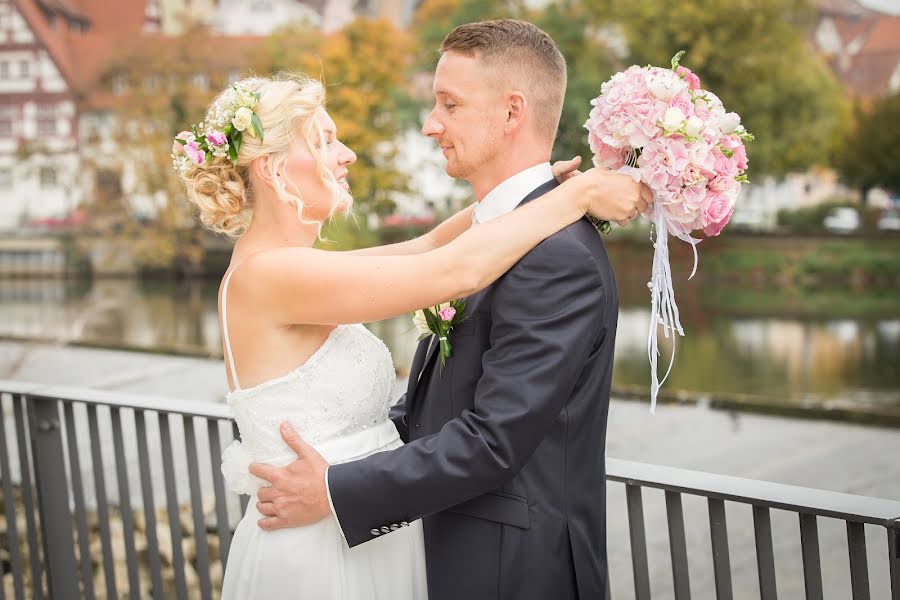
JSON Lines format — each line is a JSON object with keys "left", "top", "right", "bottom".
{"left": 889, "top": 520, "right": 899, "bottom": 600}
{"left": 27, "top": 396, "right": 80, "bottom": 599}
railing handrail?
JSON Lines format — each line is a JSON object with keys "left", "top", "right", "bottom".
{"left": 3, "top": 379, "right": 898, "bottom": 526}
{"left": 0, "top": 379, "right": 233, "bottom": 420}
{"left": 607, "top": 457, "right": 900, "bottom": 527}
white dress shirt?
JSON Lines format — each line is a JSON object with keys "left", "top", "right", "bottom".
{"left": 325, "top": 161, "right": 554, "bottom": 538}
{"left": 472, "top": 162, "right": 554, "bottom": 224}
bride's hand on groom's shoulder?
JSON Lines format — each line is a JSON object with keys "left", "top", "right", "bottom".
{"left": 249, "top": 422, "right": 331, "bottom": 531}
{"left": 575, "top": 168, "right": 653, "bottom": 227}
{"left": 552, "top": 156, "right": 583, "bottom": 183}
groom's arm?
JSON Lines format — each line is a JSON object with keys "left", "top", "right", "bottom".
{"left": 389, "top": 393, "right": 410, "bottom": 443}
{"left": 328, "top": 233, "right": 606, "bottom": 547}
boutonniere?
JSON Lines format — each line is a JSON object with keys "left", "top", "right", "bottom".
{"left": 412, "top": 299, "right": 468, "bottom": 371}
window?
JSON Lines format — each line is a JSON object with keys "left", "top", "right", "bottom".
{"left": 0, "top": 61, "right": 9, "bottom": 80}
{"left": 0, "top": 106, "right": 13, "bottom": 137}
{"left": 39, "top": 166, "right": 56, "bottom": 188}
{"left": 112, "top": 74, "right": 128, "bottom": 95}
{"left": 192, "top": 72, "right": 209, "bottom": 90}
{"left": 36, "top": 103, "right": 56, "bottom": 135}
{"left": 19, "top": 60, "right": 28, "bottom": 78}
{"left": 0, "top": 168, "right": 11, "bottom": 188}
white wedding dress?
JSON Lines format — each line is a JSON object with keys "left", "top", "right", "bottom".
{"left": 218, "top": 270, "right": 428, "bottom": 599}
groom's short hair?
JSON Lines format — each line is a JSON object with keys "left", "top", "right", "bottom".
{"left": 440, "top": 19, "right": 567, "bottom": 145}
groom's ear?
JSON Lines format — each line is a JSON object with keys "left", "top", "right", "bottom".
{"left": 504, "top": 91, "right": 528, "bottom": 133}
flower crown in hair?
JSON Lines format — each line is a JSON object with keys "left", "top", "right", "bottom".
{"left": 171, "top": 83, "right": 265, "bottom": 175}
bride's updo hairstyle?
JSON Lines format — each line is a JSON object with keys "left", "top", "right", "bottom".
{"left": 175, "top": 74, "right": 347, "bottom": 238}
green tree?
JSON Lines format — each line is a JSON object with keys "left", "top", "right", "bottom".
{"left": 259, "top": 18, "right": 417, "bottom": 217}
{"left": 413, "top": 0, "right": 527, "bottom": 70}
{"left": 837, "top": 93, "right": 900, "bottom": 198}
{"left": 91, "top": 27, "right": 257, "bottom": 270}
{"left": 413, "top": 0, "right": 617, "bottom": 164}
{"left": 529, "top": 1, "right": 617, "bottom": 164}
{"left": 587, "top": 0, "right": 850, "bottom": 177}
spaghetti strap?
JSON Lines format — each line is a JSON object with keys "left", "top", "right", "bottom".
{"left": 221, "top": 268, "right": 240, "bottom": 391}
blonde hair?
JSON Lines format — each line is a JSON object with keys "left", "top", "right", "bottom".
{"left": 178, "top": 73, "right": 348, "bottom": 238}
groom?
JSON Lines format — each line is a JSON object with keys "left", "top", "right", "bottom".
{"left": 251, "top": 19, "right": 639, "bottom": 599}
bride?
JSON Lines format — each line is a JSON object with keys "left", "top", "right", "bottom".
{"left": 173, "top": 74, "right": 645, "bottom": 599}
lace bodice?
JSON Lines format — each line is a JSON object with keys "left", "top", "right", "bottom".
{"left": 221, "top": 323, "right": 398, "bottom": 494}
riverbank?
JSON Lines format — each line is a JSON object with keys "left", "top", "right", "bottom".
{"left": 607, "top": 234, "right": 900, "bottom": 299}
{"left": 3, "top": 335, "right": 897, "bottom": 427}
{"left": 0, "top": 335, "right": 900, "bottom": 428}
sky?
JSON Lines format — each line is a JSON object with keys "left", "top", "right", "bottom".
{"left": 858, "top": 0, "right": 900, "bottom": 15}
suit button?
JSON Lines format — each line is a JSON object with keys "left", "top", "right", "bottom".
{"left": 400, "top": 521, "right": 409, "bottom": 527}
{"left": 390, "top": 524, "right": 399, "bottom": 531}
{"left": 415, "top": 423, "right": 420, "bottom": 428}
{"left": 370, "top": 528, "right": 381, "bottom": 536}
{"left": 380, "top": 526, "right": 390, "bottom": 533}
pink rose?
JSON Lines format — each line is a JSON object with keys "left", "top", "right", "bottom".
{"left": 703, "top": 207, "right": 733, "bottom": 236}
{"left": 184, "top": 141, "right": 205, "bottom": 165}
{"left": 438, "top": 306, "right": 456, "bottom": 322}
{"left": 669, "top": 93, "right": 694, "bottom": 118}
{"left": 206, "top": 131, "right": 227, "bottom": 146}
{"left": 676, "top": 66, "right": 701, "bottom": 90}
{"left": 702, "top": 193, "right": 734, "bottom": 236}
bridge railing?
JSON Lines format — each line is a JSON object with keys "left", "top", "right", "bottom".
{"left": 0, "top": 380, "right": 897, "bottom": 600}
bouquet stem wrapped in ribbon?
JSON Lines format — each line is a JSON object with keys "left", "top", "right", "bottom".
{"left": 585, "top": 52, "right": 753, "bottom": 412}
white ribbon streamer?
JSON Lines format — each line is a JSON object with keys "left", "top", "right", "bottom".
{"left": 618, "top": 166, "right": 702, "bottom": 413}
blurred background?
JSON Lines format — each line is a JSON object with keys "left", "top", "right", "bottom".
{"left": 0, "top": 0, "right": 898, "bottom": 412}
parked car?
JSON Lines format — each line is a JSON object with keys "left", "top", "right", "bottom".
{"left": 877, "top": 208, "right": 900, "bottom": 232}
{"left": 823, "top": 207, "right": 860, "bottom": 234}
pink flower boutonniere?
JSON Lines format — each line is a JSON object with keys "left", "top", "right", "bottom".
{"left": 412, "top": 299, "right": 468, "bottom": 371}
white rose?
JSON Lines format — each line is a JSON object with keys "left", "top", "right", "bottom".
{"left": 412, "top": 310, "right": 430, "bottom": 336}
{"left": 237, "top": 88, "right": 257, "bottom": 108}
{"left": 232, "top": 107, "right": 253, "bottom": 132}
{"left": 661, "top": 107, "right": 686, "bottom": 132}
{"left": 648, "top": 71, "right": 687, "bottom": 101}
{"left": 685, "top": 115, "right": 704, "bottom": 137}
{"left": 717, "top": 112, "right": 741, "bottom": 134}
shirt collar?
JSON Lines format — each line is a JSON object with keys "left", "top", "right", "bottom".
{"left": 472, "top": 162, "right": 554, "bottom": 224}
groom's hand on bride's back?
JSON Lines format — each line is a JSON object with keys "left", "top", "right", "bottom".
{"left": 249, "top": 422, "right": 331, "bottom": 531}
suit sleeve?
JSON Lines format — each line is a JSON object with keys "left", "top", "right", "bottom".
{"left": 327, "top": 234, "right": 606, "bottom": 547}
{"left": 389, "top": 392, "right": 409, "bottom": 443}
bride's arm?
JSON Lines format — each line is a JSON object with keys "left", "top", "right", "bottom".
{"left": 345, "top": 157, "right": 583, "bottom": 257}
{"left": 245, "top": 167, "right": 645, "bottom": 326}
{"left": 343, "top": 204, "right": 475, "bottom": 257}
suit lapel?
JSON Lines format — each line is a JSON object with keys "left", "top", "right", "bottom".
{"left": 422, "top": 335, "right": 439, "bottom": 372}
{"left": 409, "top": 179, "right": 560, "bottom": 399}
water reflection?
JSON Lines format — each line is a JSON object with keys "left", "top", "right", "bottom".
{"left": 0, "top": 278, "right": 897, "bottom": 406}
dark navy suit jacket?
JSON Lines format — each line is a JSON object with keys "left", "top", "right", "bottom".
{"left": 328, "top": 179, "right": 619, "bottom": 600}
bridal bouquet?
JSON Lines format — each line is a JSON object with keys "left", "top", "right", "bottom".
{"left": 585, "top": 52, "right": 753, "bottom": 411}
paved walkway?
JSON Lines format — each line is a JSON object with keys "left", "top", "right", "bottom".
{"left": 2, "top": 341, "right": 898, "bottom": 599}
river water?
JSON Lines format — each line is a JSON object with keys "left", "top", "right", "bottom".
{"left": 1, "top": 277, "right": 897, "bottom": 408}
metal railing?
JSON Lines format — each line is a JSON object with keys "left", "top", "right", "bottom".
{"left": 0, "top": 380, "right": 897, "bottom": 599}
